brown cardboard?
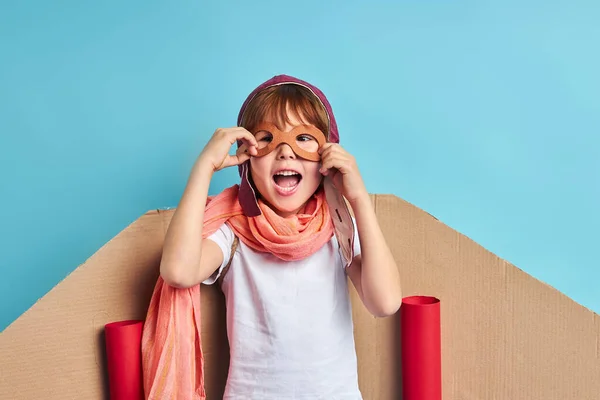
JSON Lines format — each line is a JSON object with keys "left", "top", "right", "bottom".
{"left": 1, "top": 194, "right": 599, "bottom": 399}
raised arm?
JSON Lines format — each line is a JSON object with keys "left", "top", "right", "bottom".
{"left": 318, "top": 143, "right": 402, "bottom": 317}
{"left": 160, "top": 127, "right": 258, "bottom": 288}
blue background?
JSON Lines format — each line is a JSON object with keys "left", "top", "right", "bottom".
{"left": 1, "top": 0, "right": 598, "bottom": 331}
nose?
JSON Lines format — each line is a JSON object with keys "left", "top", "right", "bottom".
{"left": 276, "top": 143, "right": 296, "bottom": 160}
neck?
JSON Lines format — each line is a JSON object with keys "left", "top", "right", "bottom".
{"left": 265, "top": 201, "right": 306, "bottom": 218}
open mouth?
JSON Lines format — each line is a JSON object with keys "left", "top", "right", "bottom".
{"left": 273, "top": 170, "right": 303, "bottom": 193}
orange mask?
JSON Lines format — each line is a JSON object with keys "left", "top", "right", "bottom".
{"left": 250, "top": 122, "right": 327, "bottom": 161}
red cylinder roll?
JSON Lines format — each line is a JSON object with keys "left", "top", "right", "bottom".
{"left": 400, "top": 295, "right": 441, "bottom": 400}
{"left": 104, "top": 320, "right": 145, "bottom": 400}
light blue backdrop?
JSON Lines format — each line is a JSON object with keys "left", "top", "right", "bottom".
{"left": 1, "top": 0, "right": 598, "bottom": 331}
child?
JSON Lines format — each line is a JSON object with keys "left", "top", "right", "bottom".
{"left": 141, "top": 75, "right": 402, "bottom": 400}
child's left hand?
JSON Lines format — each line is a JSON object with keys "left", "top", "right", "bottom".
{"left": 318, "top": 143, "right": 368, "bottom": 204}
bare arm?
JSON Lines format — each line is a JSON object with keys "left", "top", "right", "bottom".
{"left": 160, "top": 127, "right": 258, "bottom": 288}
{"left": 346, "top": 193, "right": 402, "bottom": 317}
{"left": 159, "top": 160, "right": 223, "bottom": 288}
{"left": 318, "top": 143, "right": 402, "bottom": 317}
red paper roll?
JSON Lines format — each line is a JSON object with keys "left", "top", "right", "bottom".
{"left": 104, "top": 320, "right": 145, "bottom": 400}
{"left": 401, "top": 296, "right": 441, "bottom": 400}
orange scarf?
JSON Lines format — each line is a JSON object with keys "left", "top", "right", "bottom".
{"left": 141, "top": 184, "right": 333, "bottom": 399}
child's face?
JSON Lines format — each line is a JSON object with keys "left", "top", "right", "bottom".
{"left": 249, "top": 109, "right": 324, "bottom": 218}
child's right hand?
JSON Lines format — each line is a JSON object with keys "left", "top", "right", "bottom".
{"left": 199, "top": 127, "right": 258, "bottom": 172}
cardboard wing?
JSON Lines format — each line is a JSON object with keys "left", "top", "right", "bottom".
{"left": 1, "top": 194, "right": 598, "bottom": 399}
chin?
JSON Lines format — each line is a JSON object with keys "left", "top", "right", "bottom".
{"left": 259, "top": 181, "right": 321, "bottom": 217}
{"left": 264, "top": 190, "right": 315, "bottom": 216}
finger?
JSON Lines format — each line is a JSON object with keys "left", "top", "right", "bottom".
{"left": 237, "top": 142, "right": 257, "bottom": 156}
{"left": 221, "top": 152, "right": 251, "bottom": 169}
{"left": 320, "top": 148, "right": 349, "bottom": 168}
{"left": 318, "top": 142, "right": 335, "bottom": 155}
{"left": 319, "top": 157, "right": 341, "bottom": 175}
{"left": 239, "top": 136, "right": 258, "bottom": 153}
{"left": 319, "top": 147, "right": 334, "bottom": 162}
{"left": 231, "top": 152, "right": 251, "bottom": 166}
{"left": 236, "top": 144, "right": 247, "bottom": 156}
{"left": 234, "top": 134, "right": 258, "bottom": 156}
{"left": 320, "top": 142, "right": 344, "bottom": 153}
{"left": 319, "top": 144, "right": 347, "bottom": 161}
{"left": 320, "top": 164, "right": 344, "bottom": 177}
{"left": 320, "top": 155, "right": 352, "bottom": 175}
{"left": 230, "top": 128, "right": 258, "bottom": 148}
{"left": 236, "top": 144, "right": 257, "bottom": 159}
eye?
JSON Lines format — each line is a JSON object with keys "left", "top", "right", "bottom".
{"left": 256, "top": 131, "right": 273, "bottom": 143}
{"left": 297, "top": 134, "right": 316, "bottom": 142}
{"left": 296, "top": 133, "right": 319, "bottom": 152}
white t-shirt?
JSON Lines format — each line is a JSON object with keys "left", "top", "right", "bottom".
{"left": 203, "top": 221, "right": 363, "bottom": 400}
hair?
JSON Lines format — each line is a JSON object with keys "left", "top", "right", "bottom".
{"left": 240, "top": 84, "right": 329, "bottom": 138}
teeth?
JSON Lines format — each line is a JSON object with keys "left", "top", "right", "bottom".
{"left": 277, "top": 185, "right": 296, "bottom": 192}
{"left": 275, "top": 170, "right": 299, "bottom": 176}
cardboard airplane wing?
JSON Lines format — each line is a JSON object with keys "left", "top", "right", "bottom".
{"left": 1, "top": 194, "right": 598, "bottom": 399}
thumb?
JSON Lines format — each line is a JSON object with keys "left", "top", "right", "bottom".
{"left": 230, "top": 146, "right": 253, "bottom": 166}
{"left": 215, "top": 151, "right": 250, "bottom": 171}
{"left": 223, "top": 152, "right": 250, "bottom": 169}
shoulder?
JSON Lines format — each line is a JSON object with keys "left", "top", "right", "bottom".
{"left": 202, "top": 223, "right": 237, "bottom": 285}
{"left": 206, "top": 222, "right": 235, "bottom": 247}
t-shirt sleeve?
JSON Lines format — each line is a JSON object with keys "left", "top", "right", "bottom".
{"left": 202, "top": 222, "right": 235, "bottom": 285}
